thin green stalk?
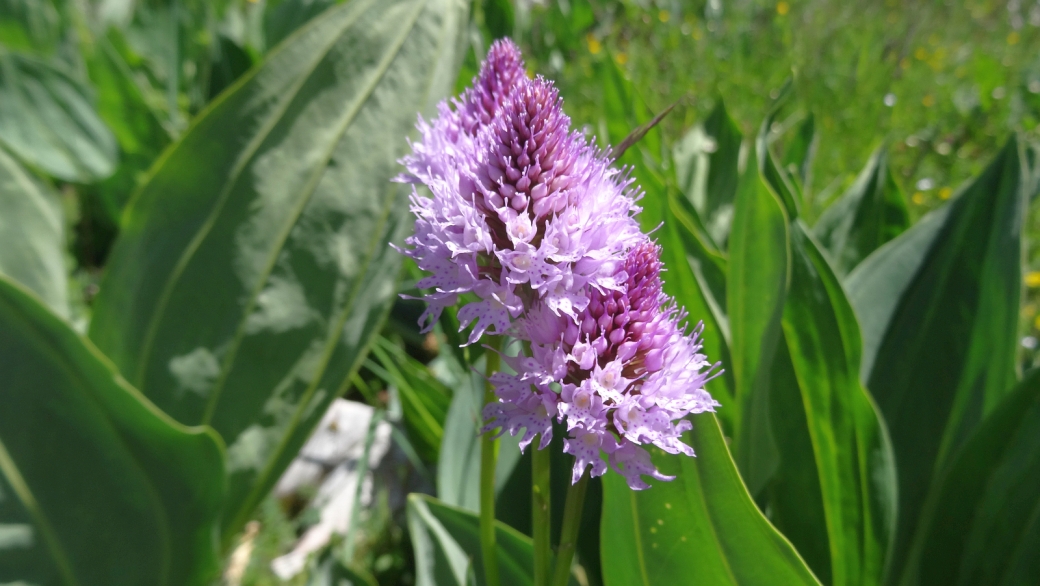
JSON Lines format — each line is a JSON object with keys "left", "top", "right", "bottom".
{"left": 551, "top": 470, "right": 589, "bottom": 586}
{"left": 480, "top": 336, "right": 503, "bottom": 586}
{"left": 532, "top": 443, "right": 552, "bottom": 586}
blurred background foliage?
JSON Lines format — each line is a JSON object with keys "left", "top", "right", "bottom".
{"left": 2, "top": 0, "right": 1039, "bottom": 584}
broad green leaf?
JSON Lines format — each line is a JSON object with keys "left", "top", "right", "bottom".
{"left": 673, "top": 99, "right": 743, "bottom": 248}
{"left": 265, "top": 0, "right": 340, "bottom": 51}
{"left": 0, "top": 54, "right": 118, "bottom": 182}
{"left": 600, "top": 414, "right": 821, "bottom": 586}
{"left": 728, "top": 162, "right": 789, "bottom": 496}
{"left": 408, "top": 494, "right": 578, "bottom": 586}
{"left": 813, "top": 147, "right": 909, "bottom": 276}
{"left": 87, "top": 33, "right": 172, "bottom": 219}
{"left": 0, "top": 276, "right": 225, "bottom": 586}
{"left": 0, "top": 147, "right": 68, "bottom": 317}
{"left": 899, "top": 369, "right": 1040, "bottom": 586}
{"left": 436, "top": 353, "right": 522, "bottom": 511}
{"left": 846, "top": 137, "right": 1028, "bottom": 581}
{"left": 88, "top": 0, "right": 469, "bottom": 542}
{"left": 668, "top": 193, "right": 728, "bottom": 314}
{"left": 767, "top": 224, "right": 896, "bottom": 586}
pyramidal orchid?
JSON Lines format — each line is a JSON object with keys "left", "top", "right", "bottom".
{"left": 484, "top": 242, "right": 719, "bottom": 489}
{"left": 397, "top": 39, "right": 644, "bottom": 345}
{"left": 398, "top": 39, "right": 718, "bottom": 492}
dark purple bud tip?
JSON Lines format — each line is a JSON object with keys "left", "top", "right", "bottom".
{"left": 481, "top": 76, "right": 581, "bottom": 221}
{"left": 462, "top": 38, "right": 527, "bottom": 134}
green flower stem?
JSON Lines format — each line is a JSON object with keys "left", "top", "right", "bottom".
{"left": 532, "top": 443, "right": 552, "bottom": 586}
{"left": 480, "top": 336, "right": 503, "bottom": 586}
{"left": 551, "top": 469, "right": 589, "bottom": 586}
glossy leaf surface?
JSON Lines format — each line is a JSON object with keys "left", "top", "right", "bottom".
{"left": 813, "top": 147, "right": 909, "bottom": 276}
{"left": 900, "top": 369, "right": 1040, "bottom": 586}
{"left": 767, "top": 224, "right": 896, "bottom": 586}
{"left": 0, "top": 54, "right": 118, "bottom": 182}
{"left": 88, "top": 0, "right": 468, "bottom": 540}
{"left": 846, "top": 137, "right": 1028, "bottom": 580}
{"left": 728, "top": 163, "right": 789, "bottom": 495}
{"left": 600, "top": 414, "right": 821, "bottom": 586}
{"left": 0, "top": 147, "right": 67, "bottom": 317}
{"left": 0, "top": 276, "right": 225, "bottom": 586}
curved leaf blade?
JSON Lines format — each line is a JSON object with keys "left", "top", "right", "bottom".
{"left": 673, "top": 99, "right": 743, "bottom": 249}
{"left": 813, "top": 147, "right": 909, "bottom": 276}
{"left": 88, "top": 0, "right": 469, "bottom": 540}
{"left": 768, "top": 224, "right": 896, "bottom": 586}
{"left": 600, "top": 415, "right": 822, "bottom": 586}
{"left": 846, "top": 137, "right": 1027, "bottom": 582}
{"left": 436, "top": 354, "right": 522, "bottom": 512}
{"left": 0, "top": 147, "right": 67, "bottom": 317}
{"left": 900, "top": 368, "right": 1040, "bottom": 586}
{"left": 0, "top": 276, "right": 225, "bottom": 586}
{"left": 0, "top": 54, "right": 118, "bottom": 182}
{"left": 408, "top": 494, "right": 577, "bottom": 586}
{"left": 728, "top": 162, "right": 789, "bottom": 495}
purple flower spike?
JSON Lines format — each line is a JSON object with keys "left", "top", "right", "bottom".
{"left": 483, "top": 243, "right": 720, "bottom": 490}
{"left": 472, "top": 77, "right": 577, "bottom": 225}
{"left": 398, "top": 41, "right": 644, "bottom": 341}
{"left": 460, "top": 38, "right": 527, "bottom": 135}
{"left": 396, "top": 40, "right": 719, "bottom": 491}
{"left": 400, "top": 38, "right": 526, "bottom": 188}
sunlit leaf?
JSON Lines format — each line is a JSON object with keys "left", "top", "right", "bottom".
{"left": 728, "top": 162, "right": 789, "bottom": 496}
{"left": 813, "top": 146, "right": 909, "bottom": 276}
{"left": 0, "top": 54, "right": 118, "bottom": 182}
{"left": 88, "top": 0, "right": 469, "bottom": 543}
{"left": 0, "top": 276, "right": 225, "bottom": 586}
{"left": 767, "top": 224, "right": 896, "bottom": 586}
{"left": 0, "top": 147, "right": 68, "bottom": 317}
{"left": 600, "top": 414, "right": 821, "bottom": 586}
{"left": 846, "top": 137, "right": 1029, "bottom": 582}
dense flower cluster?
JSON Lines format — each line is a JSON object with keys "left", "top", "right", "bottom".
{"left": 397, "top": 39, "right": 718, "bottom": 490}
{"left": 398, "top": 39, "right": 643, "bottom": 343}
{"left": 484, "top": 243, "right": 719, "bottom": 488}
